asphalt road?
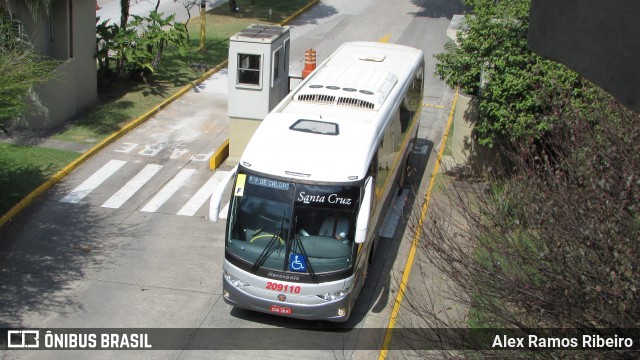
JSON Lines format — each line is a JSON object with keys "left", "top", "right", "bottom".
{"left": 0, "top": 0, "right": 464, "bottom": 358}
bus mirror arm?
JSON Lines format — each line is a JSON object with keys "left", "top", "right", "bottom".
{"left": 208, "top": 165, "right": 238, "bottom": 223}
{"left": 354, "top": 177, "right": 373, "bottom": 244}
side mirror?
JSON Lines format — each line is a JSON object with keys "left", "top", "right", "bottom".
{"left": 354, "top": 177, "right": 372, "bottom": 244}
{"left": 208, "top": 166, "right": 237, "bottom": 222}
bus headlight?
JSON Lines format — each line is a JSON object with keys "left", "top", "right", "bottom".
{"left": 317, "top": 285, "right": 352, "bottom": 301}
{"left": 224, "top": 272, "right": 249, "bottom": 287}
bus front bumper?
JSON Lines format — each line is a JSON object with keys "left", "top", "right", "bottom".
{"left": 223, "top": 278, "right": 353, "bottom": 322}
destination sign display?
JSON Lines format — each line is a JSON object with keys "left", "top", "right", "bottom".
{"left": 247, "top": 175, "right": 290, "bottom": 191}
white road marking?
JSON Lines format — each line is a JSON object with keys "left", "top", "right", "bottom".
{"left": 101, "top": 164, "right": 163, "bottom": 209}
{"left": 141, "top": 168, "right": 196, "bottom": 213}
{"left": 60, "top": 160, "right": 127, "bottom": 203}
{"left": 177, "top": 171, "right": 229, "bottom": 216}
{"left": 219, "top": 201, "right": 230, "bottom": 220}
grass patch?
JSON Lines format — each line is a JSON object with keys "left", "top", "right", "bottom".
{"left": 431, "top": 169, "right": 450, "bottom": 193}
{"left": 0, "top": 143, "right": 79, "bottom": 214}
{"left": 432, "top": 119, "right": 456, "bottom": 193}
{"left": 443, "top": 117, "right": 455, "bottom": 156}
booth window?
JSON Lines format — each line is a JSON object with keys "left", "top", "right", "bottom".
{"left": 272, "top": 48, "right": 281, "bottom": 86}
{"left": 238, "top": 53, "right": 261, "bottom": 86}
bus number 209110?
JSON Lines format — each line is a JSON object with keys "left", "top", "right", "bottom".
{"left": 266, "top": 282, "right": 301, "bottom": 294}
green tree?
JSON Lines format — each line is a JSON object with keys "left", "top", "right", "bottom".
{"left": 0, "top": 10, "right": 58, "bottom": 129}
{"left": 435, "top": 0, "right": 589, "bottom": 147}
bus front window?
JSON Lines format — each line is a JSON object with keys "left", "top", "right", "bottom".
{"left": 225, "top": 171, "right": 361, "bottom": 275}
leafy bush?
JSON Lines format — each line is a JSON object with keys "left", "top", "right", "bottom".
{"left": 435, "top": 0, "right": 591, "bottom": 147}
{"left": 96, "top": 11, "right": 188, "bottom": 87}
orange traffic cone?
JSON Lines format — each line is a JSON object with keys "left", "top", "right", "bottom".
{"left": 301, "top": 49, "right": 316, "bottom": 79}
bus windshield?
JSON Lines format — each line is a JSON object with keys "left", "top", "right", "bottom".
{"left": 226, "top": 171, "right": 360, "bottom": 275}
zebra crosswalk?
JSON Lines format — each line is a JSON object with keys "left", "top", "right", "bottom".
{"left": 102, "top": 164, "right": 163, "bottom": 209}
{"left": 60, "top": 160, "right": 127, "bottom": 204}
{"left": 60, "top": 159, "right": 231, "bottom": 218}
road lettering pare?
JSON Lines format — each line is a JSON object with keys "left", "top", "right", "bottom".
{"left": 114, "top": 142, "right": 212, "bottom": 161}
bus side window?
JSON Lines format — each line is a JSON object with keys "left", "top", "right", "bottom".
{"left": 369, "top": 153, "right": 379, "bottom": 211}
{"left": 374, "top": 142, "right": 389, "bottom": 200}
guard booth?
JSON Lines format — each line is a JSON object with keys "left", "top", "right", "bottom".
{"left": 228, "top": 24, "right": 291, "bottom": 163}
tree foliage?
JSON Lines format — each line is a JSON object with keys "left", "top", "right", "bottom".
{"left": 435, "top": 0, "right": 592, "bottom": 147}
{"left": 127, "top": 11, "right": 188, "bottom": 79}
{"left": 0, "top": 10, "right": 58, "bottom": 127}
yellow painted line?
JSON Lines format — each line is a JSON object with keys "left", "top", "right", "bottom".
{"left": 378, "top": 34, "right": 392, "bottom": 43}
{"left": 378, "top": 88, "right": 459, "bottom": 359}
{"left": 423, "top": 103, "right": 444, "bottom": 109}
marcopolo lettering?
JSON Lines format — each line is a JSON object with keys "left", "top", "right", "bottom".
{"left": 268, "top": 271, "right": 300, "bottom": 281}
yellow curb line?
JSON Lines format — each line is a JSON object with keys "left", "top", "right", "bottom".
{"left": 278, "top": 0, "right": 320, "bottom": 26}
{"left": 210, "top": 138, "right": 230, "bottom": 170}
{"left": 378, "top": 87, "right": 459, "bottom": 359}
{"left": 0, "top": 60, "right": 228, "bottom": 230}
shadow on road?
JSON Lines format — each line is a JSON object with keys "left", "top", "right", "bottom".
{"left": 410, "top": 0, "right": 470, "bottom": 19}
{"left": 0, "top": 196, "right": 144, "bottom": 328}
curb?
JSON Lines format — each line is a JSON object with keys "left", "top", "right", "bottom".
{"left": 0, "top": 0, "right": 320, "bottom": 230}
{"left": 209, "top": 138, "right": 230, "bottom": 170}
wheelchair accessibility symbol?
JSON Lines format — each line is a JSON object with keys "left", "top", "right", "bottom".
{"left": 289, "top": 253, "right": 307, "bottom": 272}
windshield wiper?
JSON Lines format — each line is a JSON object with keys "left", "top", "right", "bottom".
{"left": 250, "top": 213, "right": 287, "bottom": 274}
{"left": 292, "top": 234, "right": 318, "bottom": 284}
{"left": 250, "top": 231, "right": 283, "bottom": 274}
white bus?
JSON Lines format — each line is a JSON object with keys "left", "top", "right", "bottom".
{"left": 210, "top": 41, "right": 424, "bottom": 321}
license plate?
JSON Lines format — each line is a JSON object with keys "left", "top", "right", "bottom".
{"left": 270, "top": 305, "right": 293, "bottom": 315}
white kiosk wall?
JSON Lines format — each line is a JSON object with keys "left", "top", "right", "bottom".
{"left": 228, "top": 24, "right": 291, "bottom": 162}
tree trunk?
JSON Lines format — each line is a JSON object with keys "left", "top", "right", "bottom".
{"left": 151, "top": 40, "right": 164, "bottom": 69}
{"left": 120, "top": 0, "right": 129, "bottom": 29}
